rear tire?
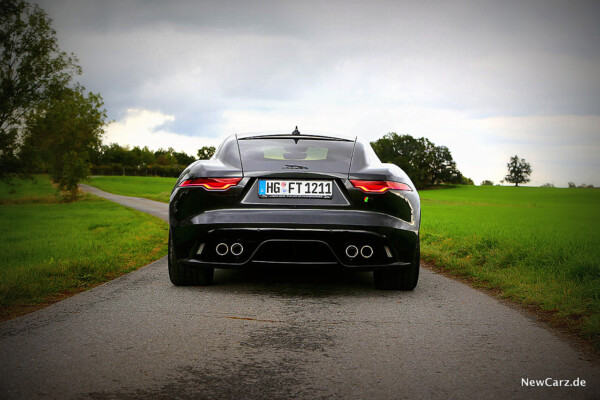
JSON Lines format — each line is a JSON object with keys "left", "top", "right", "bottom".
{"left": 168, "top": 230, "right": 214, "bottom": 286}
{"left": 373, "top": 240, "right": 420, "bottom": 290}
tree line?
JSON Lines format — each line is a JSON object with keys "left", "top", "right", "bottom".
{"left": 370, "top": 133, "right": 472, "bottom": 189}
{"left": 88, "top": 144, "right": 215, "bottom": 177}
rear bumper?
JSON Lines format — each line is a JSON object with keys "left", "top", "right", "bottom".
{"left": 170, "top": 208, "right": 419, "bottom": 270}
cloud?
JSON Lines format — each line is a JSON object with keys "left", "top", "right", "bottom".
{"left": 104, "top": 109, "right": 220, "bottom": 154}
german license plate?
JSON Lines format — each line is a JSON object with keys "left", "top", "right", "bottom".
{"left": 258, "top": 180, "right": 333, "bottom": 198}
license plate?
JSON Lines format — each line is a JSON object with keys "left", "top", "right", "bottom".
{"left": 258, "top": 180, "right": 333, "bottom": 198}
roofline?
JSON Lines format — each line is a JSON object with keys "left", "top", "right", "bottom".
{"left": 236, "top": 132, "right": 355, "bottom": 142}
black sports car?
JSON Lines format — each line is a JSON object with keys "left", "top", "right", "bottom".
{"left": 168, "top": 128, "right": 421, "bottom": 290}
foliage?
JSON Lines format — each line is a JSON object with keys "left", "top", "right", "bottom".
{"left": 198, "top": 145, "right": 215, "bottom": 160}
{"left": 541, "top": 183, "right": 555, "bottom": 188}
{"left": 172, "top": 149, "right": 196, "bottom": 165}
{"left": 504, "top": 155, "right": 532, "bottom": 187}
{"left": 461, "top": 176, "right": 474, "bottom": 185}
{"left": 0, "top": 0, "right": 81, "bottom": 177}
{"left": 21, "top": 86, "right": 106, "bottom": 200}
{"left": 88, "top": 143, "right": 198, "bottom": 177}
{"left": 568, "top": 181, "right": 576, "bottom": 188}
{"left": 370, "top": 133, "right": 466, "bottom": 189}
{"left": 481, "top": 180, "right": 494, "bottom": 186}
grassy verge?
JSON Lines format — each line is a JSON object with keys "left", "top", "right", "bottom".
{"left": 0, "top": 176, "right": 167, "bottom": 321}
{"left": 88, "top": 175, "right": 176, "bottom": 203}
{"left": 420, "top": 185, "right": 600, "bottom": 349}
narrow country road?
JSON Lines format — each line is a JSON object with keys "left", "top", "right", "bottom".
{"left": 0, "top": 185, "right": 598, "bottom": 399}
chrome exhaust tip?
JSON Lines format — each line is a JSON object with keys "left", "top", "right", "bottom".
{"left": 230, "top": 242, "right": 243, "bottom": 256}
{"left": 216, "top": 243, "right": 229, "bottom": 256}
{"left": 345, "top": 245, "right": 359, "bottom": 258}
{"left": 361, "top": 245, "right": 374, "bottom": 259}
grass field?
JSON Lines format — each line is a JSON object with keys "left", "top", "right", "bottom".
{"left": 0, "top": 176, "right": 168, "bottom": 320}
{"left": 88, "top": 176, "right": 600, "bottom": 348}
{"left": 419, "top": 185, "right": 600, "bottom": 348}
{"left": 0, "top": 175, "right": 62, "bottom": 204}
{"left": 88, "top": 175, "right": 176, "bottom": 203}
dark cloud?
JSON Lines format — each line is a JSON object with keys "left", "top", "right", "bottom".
{"left": 34, "top": 0, "right": 600, "bottom": 137}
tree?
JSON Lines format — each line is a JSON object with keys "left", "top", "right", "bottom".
{"left": 504, "top": 155, "right": 532, "bottom": 187}
{"left": 172, "top": 151, "right": 195, "bottom": 166}
{"left": 101, "top": 143, "right": 136, "bottom": 166}
{"left": 154, "top": 147, "right": 177, "bottom": 166}
{"left": 370, "top": 132, "right": 465, "bottom": 189}
{"left": 481, "top": 180, "right": 494, "bottom": 185}
{"left": 1, "top": 0, "right": 81, "bottom": 177}
{"left": 22, "top": 86, "right": 106, "bottom": 199}
{"left": 197, "top": 146, "right": 215, "bottom": 160}
{"left": 568, "top": 181, "right": 576, "bottom": 188}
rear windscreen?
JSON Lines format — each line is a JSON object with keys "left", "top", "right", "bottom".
{"left": 237, "top": 138, "right": 355, "bottom": 172}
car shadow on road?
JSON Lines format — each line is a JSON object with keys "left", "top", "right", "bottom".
{"left": 210, "top": 264, "right": 377, "bottom": 296}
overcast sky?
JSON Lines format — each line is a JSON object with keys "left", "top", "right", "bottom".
{"left": 37, "top": 0, "right": 600, "bottom": 186}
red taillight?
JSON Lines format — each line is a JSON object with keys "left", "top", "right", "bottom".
{"left": 180, "top": 177, "right": 242, "bottom": 190}
{"left": 350, "top": 180, "right": 412, "bottom": 193}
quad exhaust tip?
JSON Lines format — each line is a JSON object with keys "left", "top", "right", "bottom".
{"left": 216, "top": 243, "right": 229, "bottom": 256}
{"left": 230, "top": 242, "right": 244, "bottom": 256}
{"left": 345, "top": 245, "right": 359, "bottom": 258}
{"left": 361, "top": 245, "right": 374, "bottom": 259}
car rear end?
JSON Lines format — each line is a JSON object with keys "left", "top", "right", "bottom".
{"left": 169, "top": 133, "right": 420, "bottom": 289}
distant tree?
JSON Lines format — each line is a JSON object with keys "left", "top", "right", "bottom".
{"left": 138, "top": 146, "right": 155, "bottom": 165}
{"left": 370, "top": 133, "right": 464, "bottom": 189}
{"left": 1, "top": 0, "right": 81, "bottom": 178}
{"left": 154, "top": 147, "right": 177, "bottom": 165}
{"left": 541, "top": 183, "right": 555, "bottom": 188}
{"left": 22, "top": 86, "right": 106, "bottom": 199}
{"left": 101, "top": 143, "right": 136, "bottom": 166}
{"left": 461, "top": 176, "right": 474, "bottom": 185}
{"left": 504, "top": 155, "right": 532, "bottom": 187}
{"left": 172, "top": 151, "right": 195, "bottom": 166}
{"left": 481, "top": 180, "right": 494, "bottom": 186}
{"left": 428, "top": 145, "right": 462, "bottom": 186}
{"left": 197, "top": 146, "right": 215, "bottom": 160}
{"left": 568, "top": 181, "right": 576, "bottom": 188}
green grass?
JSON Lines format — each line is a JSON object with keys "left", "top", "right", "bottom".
{"left": 420, "top": 185, "right": 600, "bottom": 348}
{"left": 88, "top": 175, "right": 600, "bottom": 348}
{"left": 0, "top": 175, "right": 61, "bottom": 204}
{"left": 0, "top": 176, "right": 167, "bottom": 320}
{"left": 88, "top": 175, "right": 176, "bottom": 203}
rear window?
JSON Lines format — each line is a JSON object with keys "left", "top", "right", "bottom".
{"left": 237, "top": 137, "right": 356, "bottom": 172}
{"left": 238, "top": 138, "right": 354, "bottom": 162}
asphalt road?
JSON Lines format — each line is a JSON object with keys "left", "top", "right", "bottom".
{"left": 0, "top": 186, "right": 598, "bottom": 399}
